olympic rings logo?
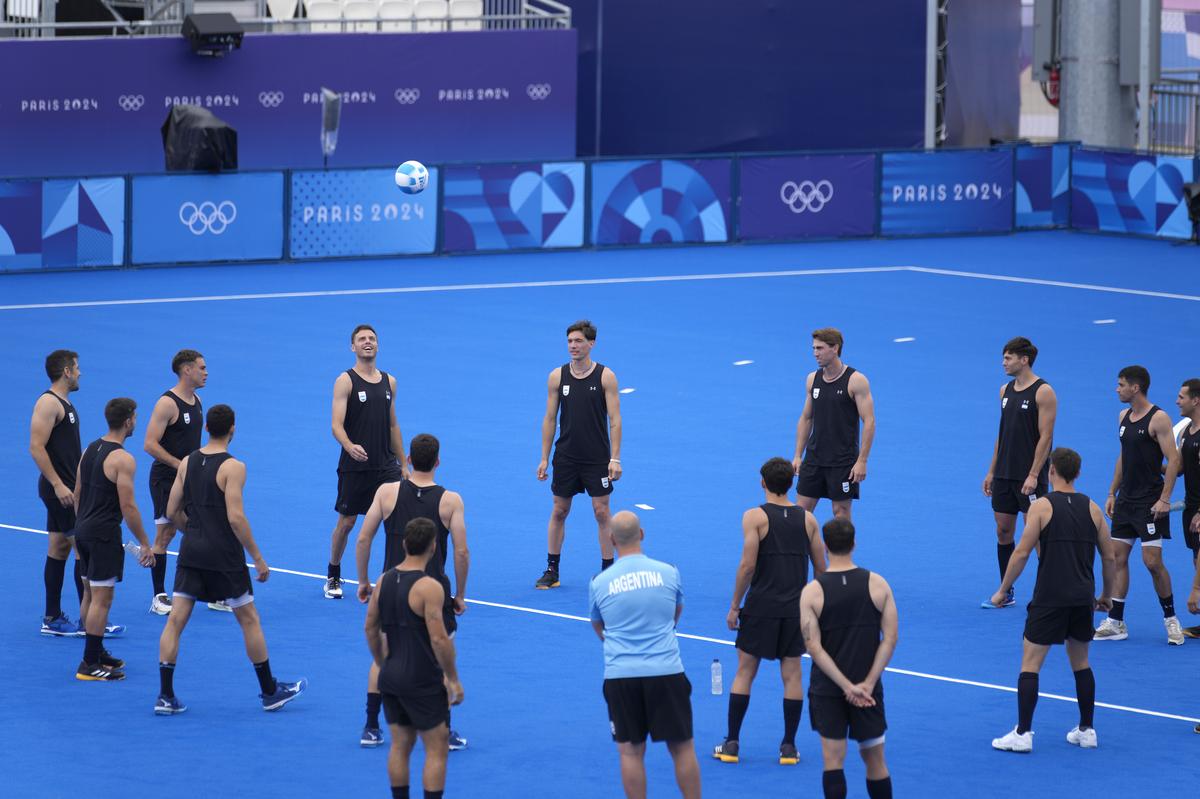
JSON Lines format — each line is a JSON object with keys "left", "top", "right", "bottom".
{"left": 394, "top": 88, "right": 421, "bottom": 105}
{"left": 118, "top": 94, "right": 145, "bottom": 111}
{"left": 258, "top": 91, "right": 284, "bottom": 108}
{"left": 526, "top": 83, "right": 551, "bottom": 101}
{"left": 779, "top": 180, "right": 834, "bottom": 214}
{"left": 179, "top": 201, "right": 238, "bottom": 235}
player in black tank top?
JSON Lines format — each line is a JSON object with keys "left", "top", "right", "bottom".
{"left": 982, "top": 337, "right": 1058, "bottom": 610}
{"left": 793, "top": 328, "right": 875, "bottom": 522}
{"left": 535, "top": 320, "right": 624, "bottom": 588}
{"left": 155, "top": 404, "right": 306, "bottom": 715}
{"left": 988, "top": 448, "right": 1116, "bottom": 753}
{"left": 1173, "top": 379, "right": 1200, "bottom": 641}
{"left": 1097, "top": 367, "right": 1184, "bottom": 644}
{"left": 365, "top": 517, "right": 463, "bottom": 797}
{"left": 143, "top": 349, "right": 207, "bottom": 614}
{"left": 31, "top": 350, "right": 85, "bottom": 633}
{"left": 799, "top": 518, "right": 897, "bottom": 799}
{"left": 715, "top": 458, "right": 826, "bottom": 766}
{"left": 325, "top": 325, "right": 407, "bottom": 600}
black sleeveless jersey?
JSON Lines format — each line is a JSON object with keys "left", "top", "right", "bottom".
{"left": 1031, "top": 492, "right": 1098, "bottom": 607}
{"left": 994, "top": 378, "right": 1049, "bottom": 481}
{"left": 378, "top": 568, "right": 444, "bottom": 696}
{"left": 178, "top": 451, "right": 244, "bottom": 572}
{"left": 742, "top": 504, "right": 809, "bottom": 618}
{"left": 150, "top": 390, "right": 203, "bottom": 479}
{"left": 75, "top": 439, "right": 124, "bottom": 542}
{"left": 804, "top": 366, "right": 859, "bottom": 467}
{"left": 384, "top": 481, "right": 452, "bottom": 608}
{"left": 1180, "top": 424, "right": 1200, "bottom": 506}
{"left": 339, "top": 369, "right": 395, "bottom": 472}
{"left": 40, "top": 390, "right": 81, "bottom": 488}
{"left": 809, "top": 568, "right": 883, "bottom": 698}
{"left": 1118, "top": 406, "right": 1165, "bottom": 503}
{"left": 554, "top": 363, "right": 610, "bottom": 464}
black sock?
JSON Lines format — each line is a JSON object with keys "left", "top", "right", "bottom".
{"left": 366, "top": 692, "right": 382, "bottom": 728}
{"left": 822, "top": 769, "right": 847, "bottom": 799}
{"left": 601, "top": 557, "right": 614, "bottom": 571}
{"left": 1109, "top": 598, "right": 1126, "bottom": 622}
{"left": 997, "top": 542, "right": 1015, "bottom": 580}
{"left": 547, "top": 553, "right": 560, "bottom": 572}
{"left": 160, "top": 662, "right": 175, "bottom": 697}
{"left": 254, "top": 659, "right": 276, "bottom": 695}
{"left": 866, "top": 777, "right": 893, "bottom": 799}
{"left": 151, "top": 557, "right": 167, "bottom": 596}
{"left": 726, "top": 692, "right": 750, "bottom": 741}
{"left": 1074, "top": 667, "right": 1095, "bottom": 729}
{"left": 424, "top": 792, "right": 443, "bottom": 799}
{"left": 328, "top": 562, "right": 341, "bottom": 581}
{"left": 391, "top": 788, "right": 409, "bottom": 799}
{"left": 782, "top": 698, "right": 803, "bottom": 745}
{"left": 44, "top": 556, "right": 67, "bottom": 618}
{"left": 1160, "top": 593, "right": 1176, "bottom": 618}
{"left": 83, "top": 632, "right": 103, "bottom": 665}
{"left": 73, "top": 560, "right": 85, "bottom": 603}
{"left": 1016, "top": 671, "right": 1039, "bottom": 734}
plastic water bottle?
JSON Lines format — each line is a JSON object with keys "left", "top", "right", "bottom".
{"left": 710, "top": 658, "right": 723, "bottom": 695}
{"left": 123, "top": 540, "right": 142, "bottom": 557}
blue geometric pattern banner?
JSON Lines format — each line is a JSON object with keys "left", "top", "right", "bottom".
{"left": 1015, "top": 143, "right": 1070, "bottom": 229}
{"left": 1070, "top": 149, "right": 1195, "bottom": 239}
{"left": 442, "top": 162, "right": 584, "bottom": 252}
{"left": 0, "top": 177, "right": 124, "bottom": 270}
{"left": 591, "top": 159, "right": 731, "bottom": 245}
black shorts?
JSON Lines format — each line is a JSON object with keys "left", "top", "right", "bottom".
{"left": 990, "top": 477, "right": 1047, "bottom": 516}
{"left": 173, "top": 565, "right": 253, "bottom": 604}
{"left": 335, "top": 462, "right": 403, "bottom": 517}
{"left": 37, "top": 477, "right": 76, "bottom": 534}
{"left": 796, "top": 462, "right": 859, "bottom": 502}
{"left": 150, "top": 471, "right": 175, "bottom": 524}
{"left": 382, "top": 688, "right": 450, "bottom": 732}
{"left": 1184, "top": 503, "right": 1198, "bottom": 552}
{"left": 1111, "top": 498, "right": 1170, "bottom": 543}
{"left": 735, "top": 614, "right": 804, "bottom": 660}
{"left": 551, "top": 456, "right": 613, "bottom": 498}
{"left": 76, "top": 537, "right": 124, "bottom": 584}
{"left": 603, "top": 673, "right": 693, "bottom": 744}
{"left": 1024, "top": 604, "right": 1094, "bottom": 645}
{"left": 809, "top": 691, "right": 887, "bottom": 742}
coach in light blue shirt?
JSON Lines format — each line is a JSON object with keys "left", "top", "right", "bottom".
{"left": 588, "top": 511, "right": 701, "bottom": 799}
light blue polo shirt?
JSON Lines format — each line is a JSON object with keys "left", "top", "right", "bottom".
{"left": 588, "top": 552, "right": 685, "bottom": 679}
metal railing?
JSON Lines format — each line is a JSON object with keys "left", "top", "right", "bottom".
{"left": 1149, "top": 69, "right": 1200, "bottom": 155}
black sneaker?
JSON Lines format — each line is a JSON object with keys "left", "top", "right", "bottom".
{"left": 100, "top": 649, "right": 124, "bottom": 670}
{"left": 534, "top": 569, "right": 560, "bottom": 590}
{"left": 713, "top": 739, "right": 739, "bottom": 763}
{"left": 76, "top": 660, "right": 124, "bottom": 681}
{"left": 779, "top": 742, "right": 799, "bottom": 765}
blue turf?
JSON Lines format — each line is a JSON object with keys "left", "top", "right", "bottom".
{"left": 1, "top": 231, "right": 1198, "bottom": 797}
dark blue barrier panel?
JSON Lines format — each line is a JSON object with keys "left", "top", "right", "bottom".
{"left": 739, "top": 154, "right": 877, "bottom": 240}
{"left": 591, "top": 159, "right": 731, "bottom": 245}
{"left": 442, "top": 162, "right": 584, "bottom": 252}
{"left": 1070, "top": 149, "right": 1194, "bottom": 239}
{"left": 1016, "top": 143, "right": 1070, "bottom": 229}
{"left": 881, "top": 149, "right": 1015, "bottom": 235}
{"left": 0, "top": 177, "right": 124, "bottom": 269}
{"left": 0, "top": 31, "right": 576, "bottom": 178}
{"left": 131, "top": 172, "right": 284, "bottom": 265}
{"left": 290, "top": 168, "right": 438, "bottom": 259}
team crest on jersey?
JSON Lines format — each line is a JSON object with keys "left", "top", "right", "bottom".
{"left": 812, "top": 388, "right": 820, "bottom": 399}
{"left": 68, "top": 412, "right": 75, "bottom": 424}
{"left": 1119, "top": 425, "right": 1126, "bottom": 437}
{"left": 386, "top": 391, "right": 391, "bottom": 401}
{"left": 1021, "top": 400, "right": 1030, "bottom": 410}
{"left": 358, "top": 391, "right": 367, "bottom": 403}
{"left": 1002, "top": 398, "right": 1008, "bottom": 408}
{"left": 562, "top": 385, "right": 570, "bottom": 397}
{"left": 183, "top": 413, "right": 191, "bottom": 424}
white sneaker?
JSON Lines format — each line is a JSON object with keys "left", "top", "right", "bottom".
{"left": 150, "top": 593, "right": 172, "bottom": 615}
{"left": 992, "top": 726, "right": 1033, "bottom": 753}
{"left": 323, "top": 577, "right": 343, "bottom": 599}
{"left": 1093, "top": 618, "right": 1128, "bottom": 641}
{"left": 207, "top": 600, "right": 233, "bottom": 613}
{"left": 1066, "top": 726, "right": 1097, "bottom": 748}
{"left": 1165, "top": 616, "right": 1185, "bottom": 646}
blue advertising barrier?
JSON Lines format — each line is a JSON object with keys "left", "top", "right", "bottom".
{"left": 131, "top": 172, "right": 284, "bottom": 265}
{"left": 739, "top": 154, "right": 877, "bottom": 240}
{"left": 442, "top": 162, "right": 585, "bottom": 252}
{"left": 0, "top": 30, "right": 577, "bottom": 178}
{"left": 0, "top": 177, "right": 125, "bottom": 269}
{"left": 290, "top": 168, "right": 438, "bottom": 259}
{"left": 1015, "top": 143, "right": 1070, "bottom": 229}
{"left": 592, "top": 159, "right": 731, "bottom": 246}
{"left": 881, "top": 149, "right": 1015, "bottom": 235}
{"left": 1070, "top": 149, "right": 1194, "bottom": 239}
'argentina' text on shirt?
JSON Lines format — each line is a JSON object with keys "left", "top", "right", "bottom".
{"left": 608, "top": 570, "right": 665, "bottom": 596}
